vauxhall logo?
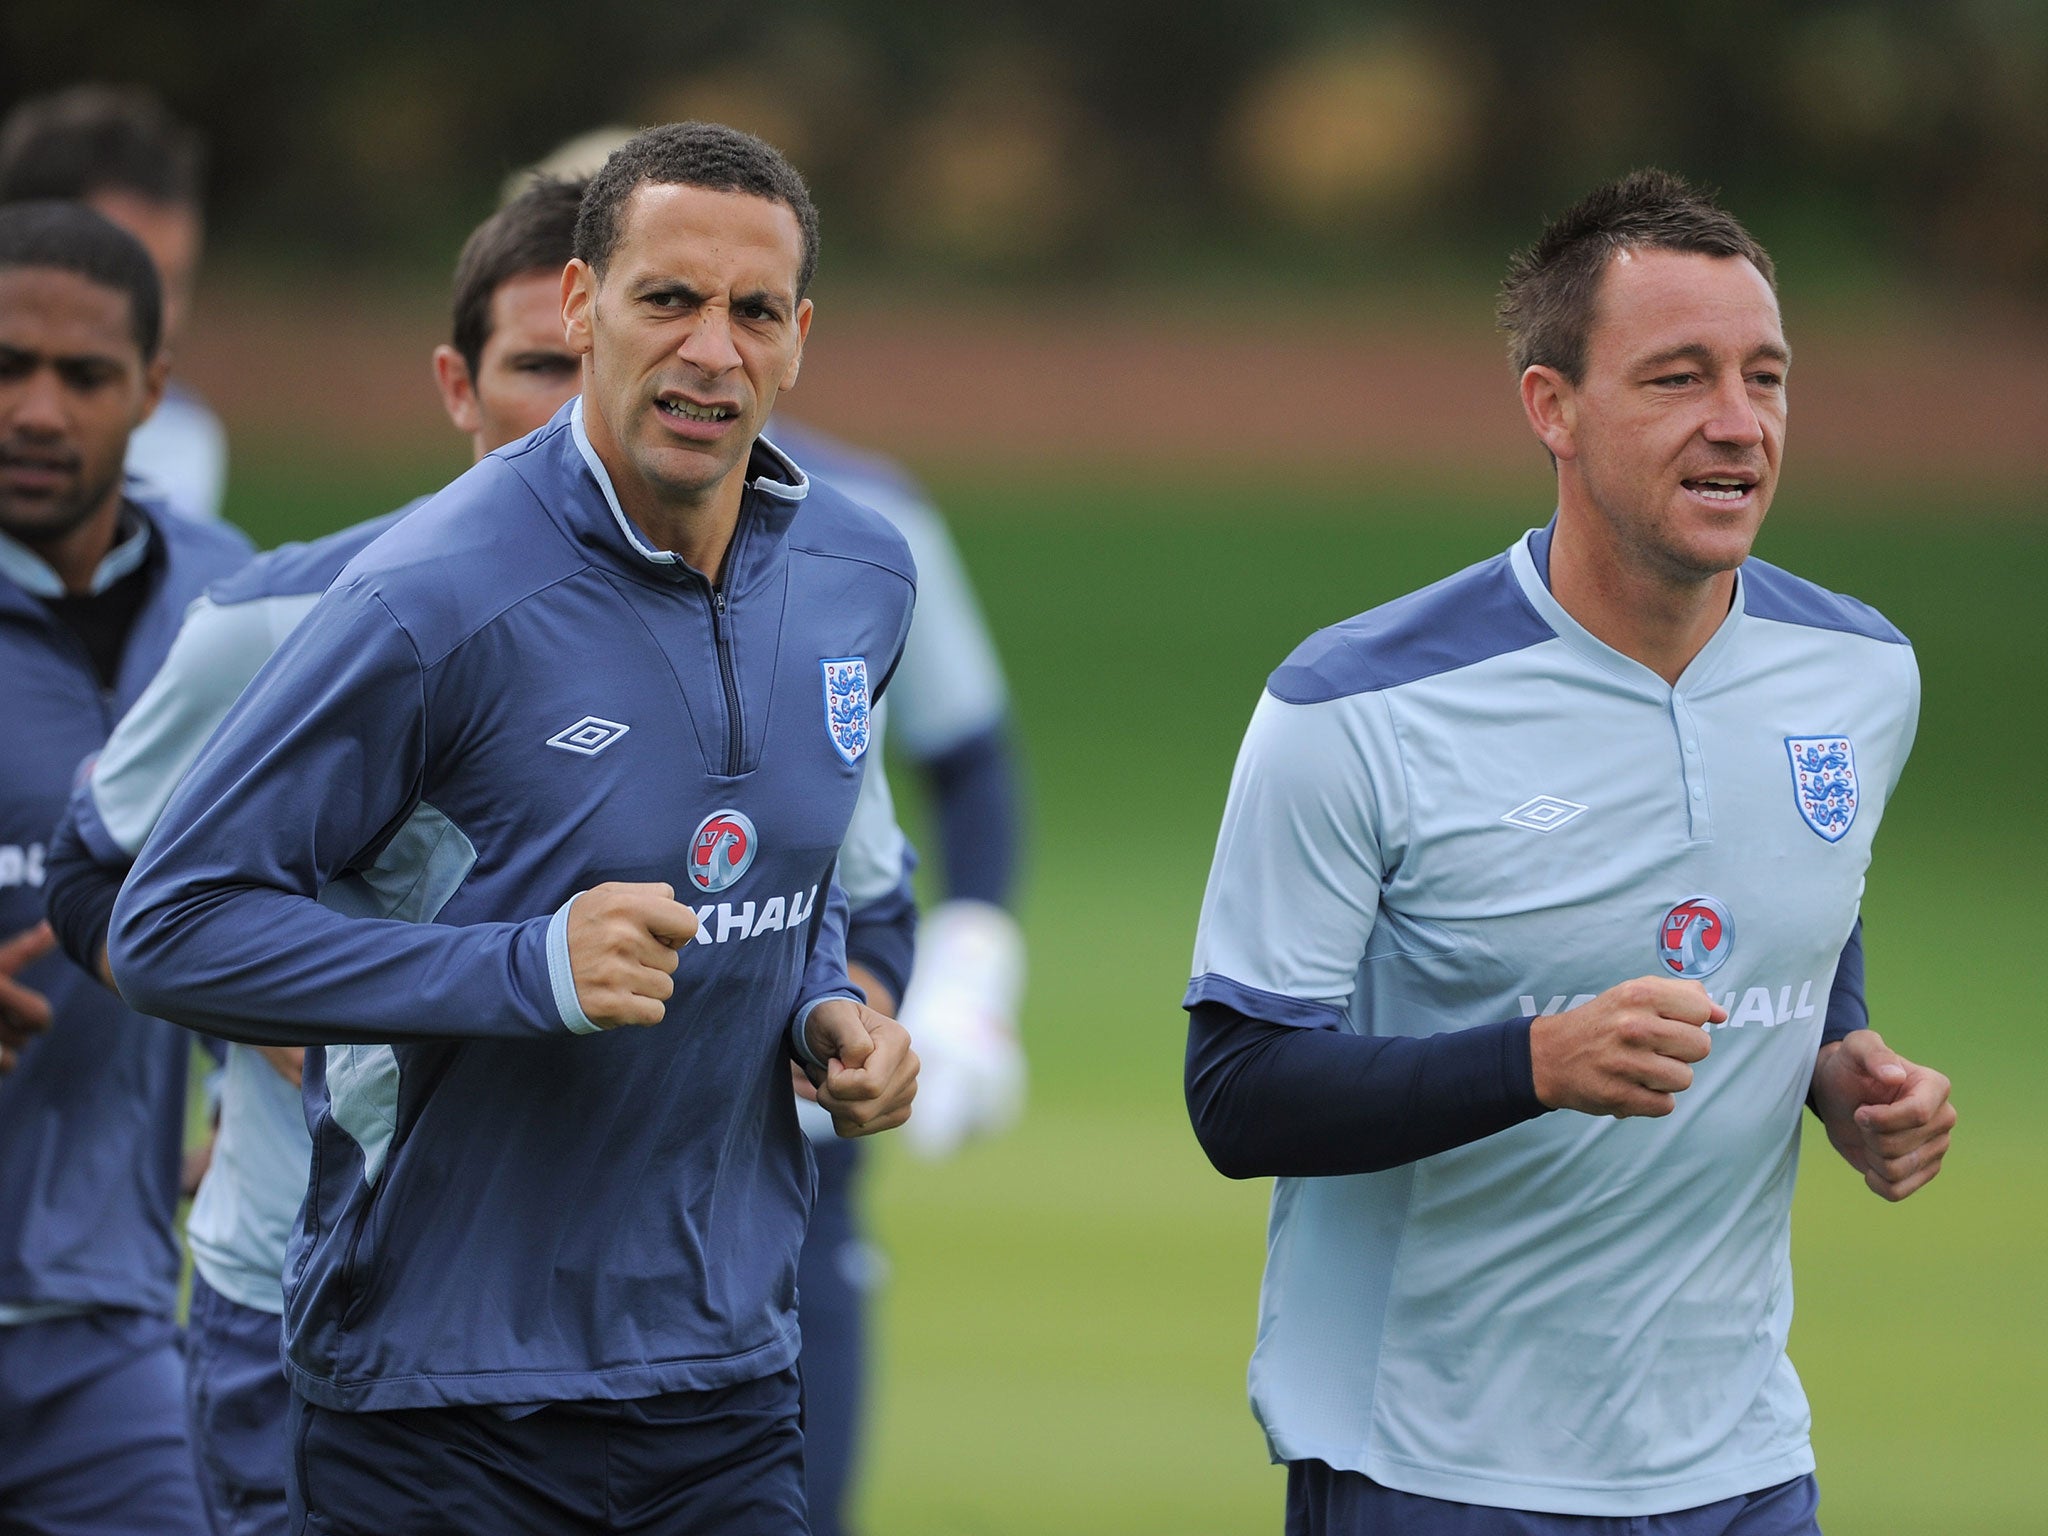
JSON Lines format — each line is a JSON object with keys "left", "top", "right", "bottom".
{"left": 1518, "top": 981, "right": 1822, "bottom": 1032}
{"left": 0, "top": 843, "right": 46, "bottom": 890}
{"left": 687, "top": 885, "right": 820, "bottom": 946}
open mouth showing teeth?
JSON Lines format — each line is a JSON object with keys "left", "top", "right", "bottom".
{"left": 658, "top": 398, "right": 733, "bottom": 423}
{"left": 1684, "top": 477, "right": 1754, "bottom": 502}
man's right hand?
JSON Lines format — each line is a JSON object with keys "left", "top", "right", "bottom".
{"left": 0, "top": 921, "right": 56, "bottom": 1073}
{"left": 567, "top": 883, "right": 700, "bottom": 1029}
{"left": 1529, "top": 977, "right": 1723, "bottom": 1118}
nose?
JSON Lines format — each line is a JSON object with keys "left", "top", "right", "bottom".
{"left": 1702, "top": 372, "right": 1764, "bottom": 449}
{"left": 6, "top": 365, "right": 69, "bottom": 439}
{"left": 675, "top": 306, "right": 742, "bottom": 377}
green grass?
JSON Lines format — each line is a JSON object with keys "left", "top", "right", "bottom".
{"left": 221, "top": 461, "right": 2046, "bottom": 1534}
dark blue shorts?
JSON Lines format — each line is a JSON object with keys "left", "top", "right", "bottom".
{"left": 186, "top": 1270, "right": 291, "bottom": 1536}
{"left": 1287, "top": 1463, "right": 1822, "bottom": 1536}
{"left": 798, "top": 1135, "right": 872, "bottom": 1536}
{"left": 287, "top": 1367, "right": 806, "bottom": 1535}
{"left": 0, "top": 1308, "right": 210, "bottom": 1535}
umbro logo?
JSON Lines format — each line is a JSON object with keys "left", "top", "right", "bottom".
{"left": 546, "top": 716, "right": 631, "bottom": 756}
{"left": 1501, "top": 795, "right": 1588, "bottom": 833}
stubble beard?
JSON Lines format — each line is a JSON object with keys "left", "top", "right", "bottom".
{"left": 0, "top": 458, "right": 122, "bottom": 551}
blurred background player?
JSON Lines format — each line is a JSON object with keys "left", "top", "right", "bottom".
{"left": 767, "top": 419, "right": 1024, "bottom": 1536}
{"left": 525, "top": 126, "right": 1029, "bottom": 1536}
{"left": 45, "top": 165, "right": 921, "bottom": 1536}
{"left": 42, "top": 172, "right": 586, "bottom": 1536}
{"left": 0, "top": 84, "right": 226, "bottom": 524}
{"left": 0, "top": 200, "right": 250, "bottom": 1535}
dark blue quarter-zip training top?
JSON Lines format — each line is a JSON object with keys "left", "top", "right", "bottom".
{"left": 0, "top": 496, "right": 250, "bottom": 1320}
{"left": 112, "top": 399, "right": 917, "bottom": 1411}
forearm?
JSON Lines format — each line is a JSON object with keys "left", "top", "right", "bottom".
{"left": 1184, "top": 1001, "right": 1548, "bottom": 1179}
{"left": 111, "top": 880, "right": 571, "bottom": 1046}
{"left": 1808, "top": 917, "right": 1868, "bottom": 1113}
{"left": 921, "top": 722, "right": 1022, "bottom": 907}
{"left": 791, "top": 881, "right": 861, "bottom": 1072}
{"left": 42, "top": 813, "right": 127, "bottom": 986}
{"left": 845, "top": 861, "right": 917, "bottom": 1009}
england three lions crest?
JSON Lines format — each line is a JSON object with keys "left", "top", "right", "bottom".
{"left": 821, "top": 657, "right": 871, "bottom": 764}
{"left": 1786, "top": 735, "right": 1858, "bottom": 842}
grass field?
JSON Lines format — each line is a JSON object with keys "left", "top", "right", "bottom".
{"left": 225, "top": 461, "right": 2046, "bottom": 1535}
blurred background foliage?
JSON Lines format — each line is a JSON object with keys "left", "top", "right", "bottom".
{"left": 6, "top": 0, "right": 2047, "bottom": 296}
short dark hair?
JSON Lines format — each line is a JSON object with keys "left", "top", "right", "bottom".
{"left": 574, "top": 122, "right": 819, "bottom": 298}
{"left": 0, "top": 84, "right": 204, "bottom": 210}
{"left": 0, "top": 200, "right": 162, "bottom": 360}
{"left": 451, "top": 174, "right": 585, "bottom": 378}
{"left": 1498, "top": 169, "right": 1775, "bottom": 383}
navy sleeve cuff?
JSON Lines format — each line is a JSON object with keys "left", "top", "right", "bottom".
{"left": 1820, "top": 917, "right": 1868, "bottom": 1046}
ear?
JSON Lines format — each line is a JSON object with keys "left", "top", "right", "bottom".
{"left": 562, "top": 259, "right": 597, "bottom": 356}
{"left": 432, "top": 344, "right": 483, "bottom": 437}
{"left": 1519, "top": 364, "right": 1579, "bottom": 464}
{"left": 778, "top": 297, "right": 813, "bottom": 394}
{"left": 135, "top": 351, "right": 171, "bottom": 427}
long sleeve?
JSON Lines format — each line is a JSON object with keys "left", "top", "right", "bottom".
{"left": 1820, "top": 917, "right": 1866, "bottom": 1046}
{"left": 42, "top": 812, "right": 124, "bottom": 977}
{"left": 44, "top": 592, "right": 289, "bottom": 979}
{"left": 844, "top": 851, "right": 918, "bottom": 1010}
{"left": 109, "top": 581, "right": 571, "bottom": 1046}
{"left": 1185, "top": 1001, "right": 1547, "bottom": 1178}
{"left": 790, "top": 879, "right": 860, "bottom": 1072}
{"left": 918, "top": 721, "right": 1022, "bottom": 908}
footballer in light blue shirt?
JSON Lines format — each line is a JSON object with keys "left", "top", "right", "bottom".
{"left": 1184, "top": 171, "right": 1955, "bottom": 1535}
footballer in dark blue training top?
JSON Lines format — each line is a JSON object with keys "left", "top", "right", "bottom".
{"left": 0, "top": 200, "right": 251, "bottom": 1535}
{"left": 113, "top": 123, "right": 921, "bottom": 1534}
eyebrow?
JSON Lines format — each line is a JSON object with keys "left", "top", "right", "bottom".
{"left": 0, "top": 341, "right": 129, "bottom": 371}
{"left": 632, "top": 278, "right": 706, "bottom": 305}
{"left": 1635, "top": 340, "right": 1792, "bottom": 372}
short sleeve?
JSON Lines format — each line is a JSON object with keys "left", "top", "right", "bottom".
{"left": 1185, "top": 687, "right": 1400, "bottom": 1029}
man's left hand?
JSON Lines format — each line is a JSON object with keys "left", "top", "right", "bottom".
{"left": 800, "top": 999, "right": 918, "bottom": 1138}
{"left": 1810, "top": 1030, "right": 1955, "bottom": 1201}
{"left": 0, "top": 922, "right": 56, "bottom": 1073}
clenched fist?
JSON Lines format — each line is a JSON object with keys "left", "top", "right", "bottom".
{"left": 796, "top": 998, "right": 919, "bottom": 1138}
{"left": 1810, "top": 1029, "right": 1955, "bottom": 1201}
{"left": 567, "top": 883, "right": 700, "bottom": 1029}
{"left": 1530, "top": 976, "right": 1724, "bottom": 1119}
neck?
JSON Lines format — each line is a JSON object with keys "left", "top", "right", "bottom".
{"left": 1548, "top": 500, "right": 1735, "bottom": 686}
{"left": 12, "top": 491, "right": 124, "bottom": 597}
{"left": 583, "top": 407, "right": 751, "bottom": 585}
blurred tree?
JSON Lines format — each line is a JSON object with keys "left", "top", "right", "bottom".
{"left": 2, "top": 0, "right": 2040, "bottom": 293}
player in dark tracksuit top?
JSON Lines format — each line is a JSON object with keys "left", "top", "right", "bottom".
{"left": 111, "top": 125, "right": 922, "bottom": 1533}
{"left": 44, "top": 170, "right": 922, "bottom": 1536}
{"left": 0, "top": 202, "right": 251, "bottom": 1534}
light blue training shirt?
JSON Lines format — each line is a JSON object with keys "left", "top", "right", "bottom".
{"left": 1185, "top": 525, "right": 1919, "bottom": 1516}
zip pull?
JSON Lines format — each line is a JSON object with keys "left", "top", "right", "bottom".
{"left": 713, "top": 588, "right": 727, "bottom": 616}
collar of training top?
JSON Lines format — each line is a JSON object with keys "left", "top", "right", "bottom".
{"left": 0, "top": 498, "right": 154, "bottom": 602}
{"left": 1514, "top": 517, "right": 1750, "bottom": 698}
{"left": 567, "top": 395, "right": 807, "bottom": 589}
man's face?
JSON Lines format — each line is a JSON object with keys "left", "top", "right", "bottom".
{"left": 563, "top": 182, "right": 811, "bottom": 510}
{"left": 0, "top": 266, "right": 163, "bottom": 547}
{"left": 87, "top": 189, "right": 201, "bottom": 352}
{"left": 434, "top": 269, "right": 581, "bottom": 458}
{"left": 1556, "top": 248, "right": 1788, "bottom": 581}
